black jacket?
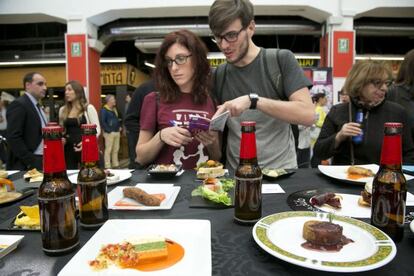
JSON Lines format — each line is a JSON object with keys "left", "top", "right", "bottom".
{"left": 313, "top": 99, "right": 414, "bottom": 165}
{"left": 6, "top": 94, "right": 43, "bottom": 169}
{"left": 387, "top": 84, "right": 414, "bottom": 141}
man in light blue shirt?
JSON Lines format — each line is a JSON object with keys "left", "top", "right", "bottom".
{"left": 6, "top": 72, "right": 48, "bottom": 170}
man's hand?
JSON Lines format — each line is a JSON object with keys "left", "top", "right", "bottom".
{"left": 213, "top": 95, "right": 250, "bottom": 118}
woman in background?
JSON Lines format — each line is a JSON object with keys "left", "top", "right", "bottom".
{"left": 313, "top": 60, "right": 414, "bottom": 165}
{"left": 136, "top": 29, "right": 221, "bottom": 169}
{"left": 59, "top": 80, "right": 101, "bottom": 169}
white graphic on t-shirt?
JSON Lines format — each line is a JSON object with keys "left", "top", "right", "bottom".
{"left": 172, "top": 143, "right": 207, "bottom": 165}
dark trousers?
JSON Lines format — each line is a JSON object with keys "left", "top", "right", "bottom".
{"left": 297, "top": 148, "right": 310, "bottom": 168}
{"left": 126, "top": 130, "right": 144, "bottom": 169}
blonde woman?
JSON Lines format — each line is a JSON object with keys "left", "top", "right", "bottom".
{"left": 59, "top": 80, "right": 100, "bottom": 169}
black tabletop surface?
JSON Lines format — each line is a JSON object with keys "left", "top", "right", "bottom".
{"left": 1, "top": 169, "right": 414, "bottom": 276}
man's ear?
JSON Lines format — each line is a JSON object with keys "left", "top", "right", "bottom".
{"left": 247, "top": 20, "right": 255, "bottom": 38}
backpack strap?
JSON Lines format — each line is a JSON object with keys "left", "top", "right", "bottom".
{"left": 213, "top": 63, "right": 228, "bottom": 104}
{"left": 263, "top": 48, "right": 287, "bottom": 100}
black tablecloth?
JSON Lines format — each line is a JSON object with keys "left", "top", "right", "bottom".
{"left": 1, "top": 169, "right": 414, "bottom": 276}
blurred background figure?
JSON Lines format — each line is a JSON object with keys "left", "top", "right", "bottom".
{"left": 387, "top": 48, "right": 414, "bottom": 141}
{"left": 296, "top": 125, "right": 311, "bottom": 168}
{"left": 101, "top": 94, "right": 121, "bottom": 168}
{"left": 339, "top": 88, "right": 350, "bottom": 103}
{"left": 0, "top": 92, "right": 14, "bottom": 168}
{"left": 313, "top": 60, "right": 414, "bottom": 165}
{"left": 310, "top": 93, "right": 327, "bottom": 146}
{"left": 124, "top": 79, "right": 155, "bottom": 169}
{"left": 59, "top": 80, "right": 101, "bottom": 169}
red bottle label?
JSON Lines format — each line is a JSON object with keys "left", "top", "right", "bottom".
{"left": 240, "top": 132, "right": 257, "bottom": 159}
{"left": 81, "top": 135, "right": 99, "bottom": 162}
{"left": 43, "top": 140, "right": 66, "bottom": 173}
{"left": 380, "top": 135, "right": 402, "bottom": 165}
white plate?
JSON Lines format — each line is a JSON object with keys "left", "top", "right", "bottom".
{"left": 0, "top": 235, "right": 24, "bottom": 259}
{"left": 108, "top": 184, "right": 180, "bottom": 210}
{"left": 312, "top": 193, "right": 371, "bottom": 218}
{"left": 318, "top": 164, "right": 414, "bottom": 184}
{"left": 253, "top": 211, "right": 396, "bottom": 273}
{"left": 58, "top": 219, "right": 211, "bottom": 276}
{"left": 68, "top": 169, "right": 132, "bottom": 186}
{"left": 411, "top": 220, "right": 414, "bottom": 233}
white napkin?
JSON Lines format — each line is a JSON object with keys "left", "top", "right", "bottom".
{"left": 262, "top": 184, "right": 285, "bottom": 194}
{"left": 406, "top": 192, "right": 414, "bottom": 206}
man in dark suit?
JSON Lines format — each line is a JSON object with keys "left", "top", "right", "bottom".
{"left": 6, "top": 72, "right": 48, "bottom": 170}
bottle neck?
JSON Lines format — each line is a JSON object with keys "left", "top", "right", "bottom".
{"left": 43, "top": 138, "right": 66, "bottom": 173}
{"left": 380, "top": 133, "right": 402, "bottom": 166}
{"left": 81, "top": 134, "right": 99, "bottom": 163}
{"left": 239, "top": 131, "right": 257, "bottom": 161}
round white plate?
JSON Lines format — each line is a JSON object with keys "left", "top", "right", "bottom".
{"left": 68, "top": 169, "right": 132, "bottom": 186}
{"left": 253, "top": 211, "right": 396, "bottom": 273}
{"left": 410, "top": 220, "right": 414, "bottom": 233}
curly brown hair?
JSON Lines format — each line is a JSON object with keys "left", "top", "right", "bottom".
{"left": 153, "top": 29, "right": 211, "bottom": 105}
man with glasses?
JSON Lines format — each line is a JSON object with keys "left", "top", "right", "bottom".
{"left": 6, "top": 72, "right": 48, "bottom": 170}
{"left": 208, "top": 0, "right": 314, "bottom": 170}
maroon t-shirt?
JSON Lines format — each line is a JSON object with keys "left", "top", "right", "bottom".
{"left": 140, "top": 92, "right": 216, "bottom": 169}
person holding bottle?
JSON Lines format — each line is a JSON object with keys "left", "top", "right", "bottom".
{"left": 313, "top": 60, "right": 414, "bottom": 165}
{"left": 136, "top": 29, "right": 221, "bottom": 169}
{"left": 59, "top": 80, "right": 101, "bottom": 169}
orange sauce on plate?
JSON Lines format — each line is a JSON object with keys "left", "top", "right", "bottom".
{"left": 122, "top": 240, "right": 185, "bottom": 271}
{"left": 347, "top": 173, "right": 364, "bottom": 180}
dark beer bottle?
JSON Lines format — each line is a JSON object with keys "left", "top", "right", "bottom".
{"left": 371, "top": 122, "right": 407, "bottom": 242}
{"left": 352, "top": 109, "right": 364, "bottom": 144}
{"left": 77, "top": 124, "right": 108, "bottom": 228}
{"left": 234, "top": 121, "right": 262, "bottom": 224}
{"left": 38, "top": 126, "right": 79, "bottom": 255}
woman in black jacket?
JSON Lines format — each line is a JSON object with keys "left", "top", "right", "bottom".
{"left": 313, "top": 60, "right": 414, "bottom": 165}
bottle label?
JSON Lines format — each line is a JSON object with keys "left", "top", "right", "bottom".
{"left": 44, "top": 140, "right": 66, "bottom": 173}
{"left": 380, "top": 135, "right": 402, "bottom": 165}
{"left": 38, "top": 192, "right": 75, "bottom": 201}
{"left": 234, "top": 176, "right": 262, "bottom": 182}
{"left": 240, "top": 133, "right": 257, "bottom": 159}
{"left": 82, "top": 135, "right": 99, "bottom": 162}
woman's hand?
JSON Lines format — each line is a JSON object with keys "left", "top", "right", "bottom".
{"left": 335, "top": 122, "right": 362, "bottom": 145}
{"left": 194, "top": 130, "right": 218, "bottom": 146}
{"left": 160, "top": 126, "right": 193, "bottom": 148}
{"left": 73, "top": 142, "right": 82, "bottom": 152}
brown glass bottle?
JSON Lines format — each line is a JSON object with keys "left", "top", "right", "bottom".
{"left": 77, "top": 124, "right": 108, "bottom": 228}
{"left": 234, "top": 121, "right": 262, "bottom": 224}
{"left": 38, "top": 126, "right": 79, "bottom": 255}
{"left": 371, "top": 122, "right": 407, "bottom": 242}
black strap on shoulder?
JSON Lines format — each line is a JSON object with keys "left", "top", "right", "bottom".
{"left": 214, "top": 63, "right": 227, "bottom": 104}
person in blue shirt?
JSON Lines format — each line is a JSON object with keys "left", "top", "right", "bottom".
{"left": 101, "top": 94, "right": 121, "bottom": 168}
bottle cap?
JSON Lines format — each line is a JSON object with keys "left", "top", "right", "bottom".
{"left": 241, "top": 121, "right": 256, "bottom": 127}
{"left": 81, "top": 124, "right": 97, "bottom": 129}
{"left": 384, "top": 122, "right": 402, "bottom": 128}
{"left": 42, "top": 125, "right": 64, "bottom": 133}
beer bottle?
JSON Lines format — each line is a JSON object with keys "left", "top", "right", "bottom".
{"left": 234, "top": 121, "right": 262, "bottom": 224}
{"left": 38, "top": 126, "right": 79, "bottom": 255}
{"left": 352, "top": 109, "right": 364, "bottom": 144}
{"left": 371, "top": 122, "right": 407, "bottom": 242}
{"left": 77, "top": 124, "right": 108, "bottom": 228}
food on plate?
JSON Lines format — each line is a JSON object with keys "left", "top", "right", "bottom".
{"left": 0, "top": 178, "right": 15, "bottom": 192}
{"left": 0, "top": 191, "right": 21, "bottom": 204}
{"left": 122, "top": 187, "right": 165, "bottom": 206}
{"left": 23, "top": 168, "right": 43, "bottom": 182}
{"left": 150, "top": 164, "right": 178, "bottom": 172}
{"left": 196, "top": 160, "right": 225, "bottom": 179}
{"left": 347, "top": 166, "right": 375, "bottom": 178}
{"left": 358, "top": 180, "right": 372, "bottom": 207}
{"left": 310, "top": 192, "right": 342, "bottom": 209}
{"left": 262, "top": 168, "right": 288, "bottom": 178}
{"left": 0, "top": 170, "right": 8, "bottom": 178}
{"left": 89, "top": 235, "right": 184, "bottom": 271}
{"left": 302, "top": 220, "right": 353, "bottom": 252}
{"left": 104, "top": 169, "right": 120, "bottom": 181}
{"left": 14, "top": 205, "right": 40, "bottom": 230}
{"left": 191, "top": 178, "right": 235, "bottom": 206}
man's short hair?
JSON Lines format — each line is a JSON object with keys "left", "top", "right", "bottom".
{"left": 23, "top": 72, "right": 41, "bottom": 90}
{"left": 208, "top": 0, "right": 254, "bottom": 36}
{"left": 105, "top": 94, "right": 115, "bottom": 103}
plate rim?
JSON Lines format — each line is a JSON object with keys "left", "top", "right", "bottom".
{"left": 261, "top": 168, "right": 296, "bottom": 180}
{"left": 252, "top": 211, "right": 396, "bottom": 273}
{"left": 68, "top": 169, "right": 132, "bottom": 186}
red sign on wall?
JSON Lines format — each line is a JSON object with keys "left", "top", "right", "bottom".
{"left": 332, "top": 31, "right": 354, "bottom": 77}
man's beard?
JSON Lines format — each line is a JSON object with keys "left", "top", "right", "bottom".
{"left": 227, "top": 36, "right": 249, "bottom": 65}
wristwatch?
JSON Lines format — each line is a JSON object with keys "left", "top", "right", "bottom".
{"left": 249, "top": 93, "right": 259, "bottom": 109}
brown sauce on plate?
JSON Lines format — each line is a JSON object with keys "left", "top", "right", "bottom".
{"left": 301, "top": 235, "right": 354, "bottom": 252}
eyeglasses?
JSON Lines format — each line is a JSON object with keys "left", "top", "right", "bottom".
{"left": 165, "top": 55, "right": 192, "bottom": 67}
{"left": 369, "top": 79, "right": 392, "bottom": 89}
{"left": 212, "top": 27, "right": 246, "bottom": 44}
